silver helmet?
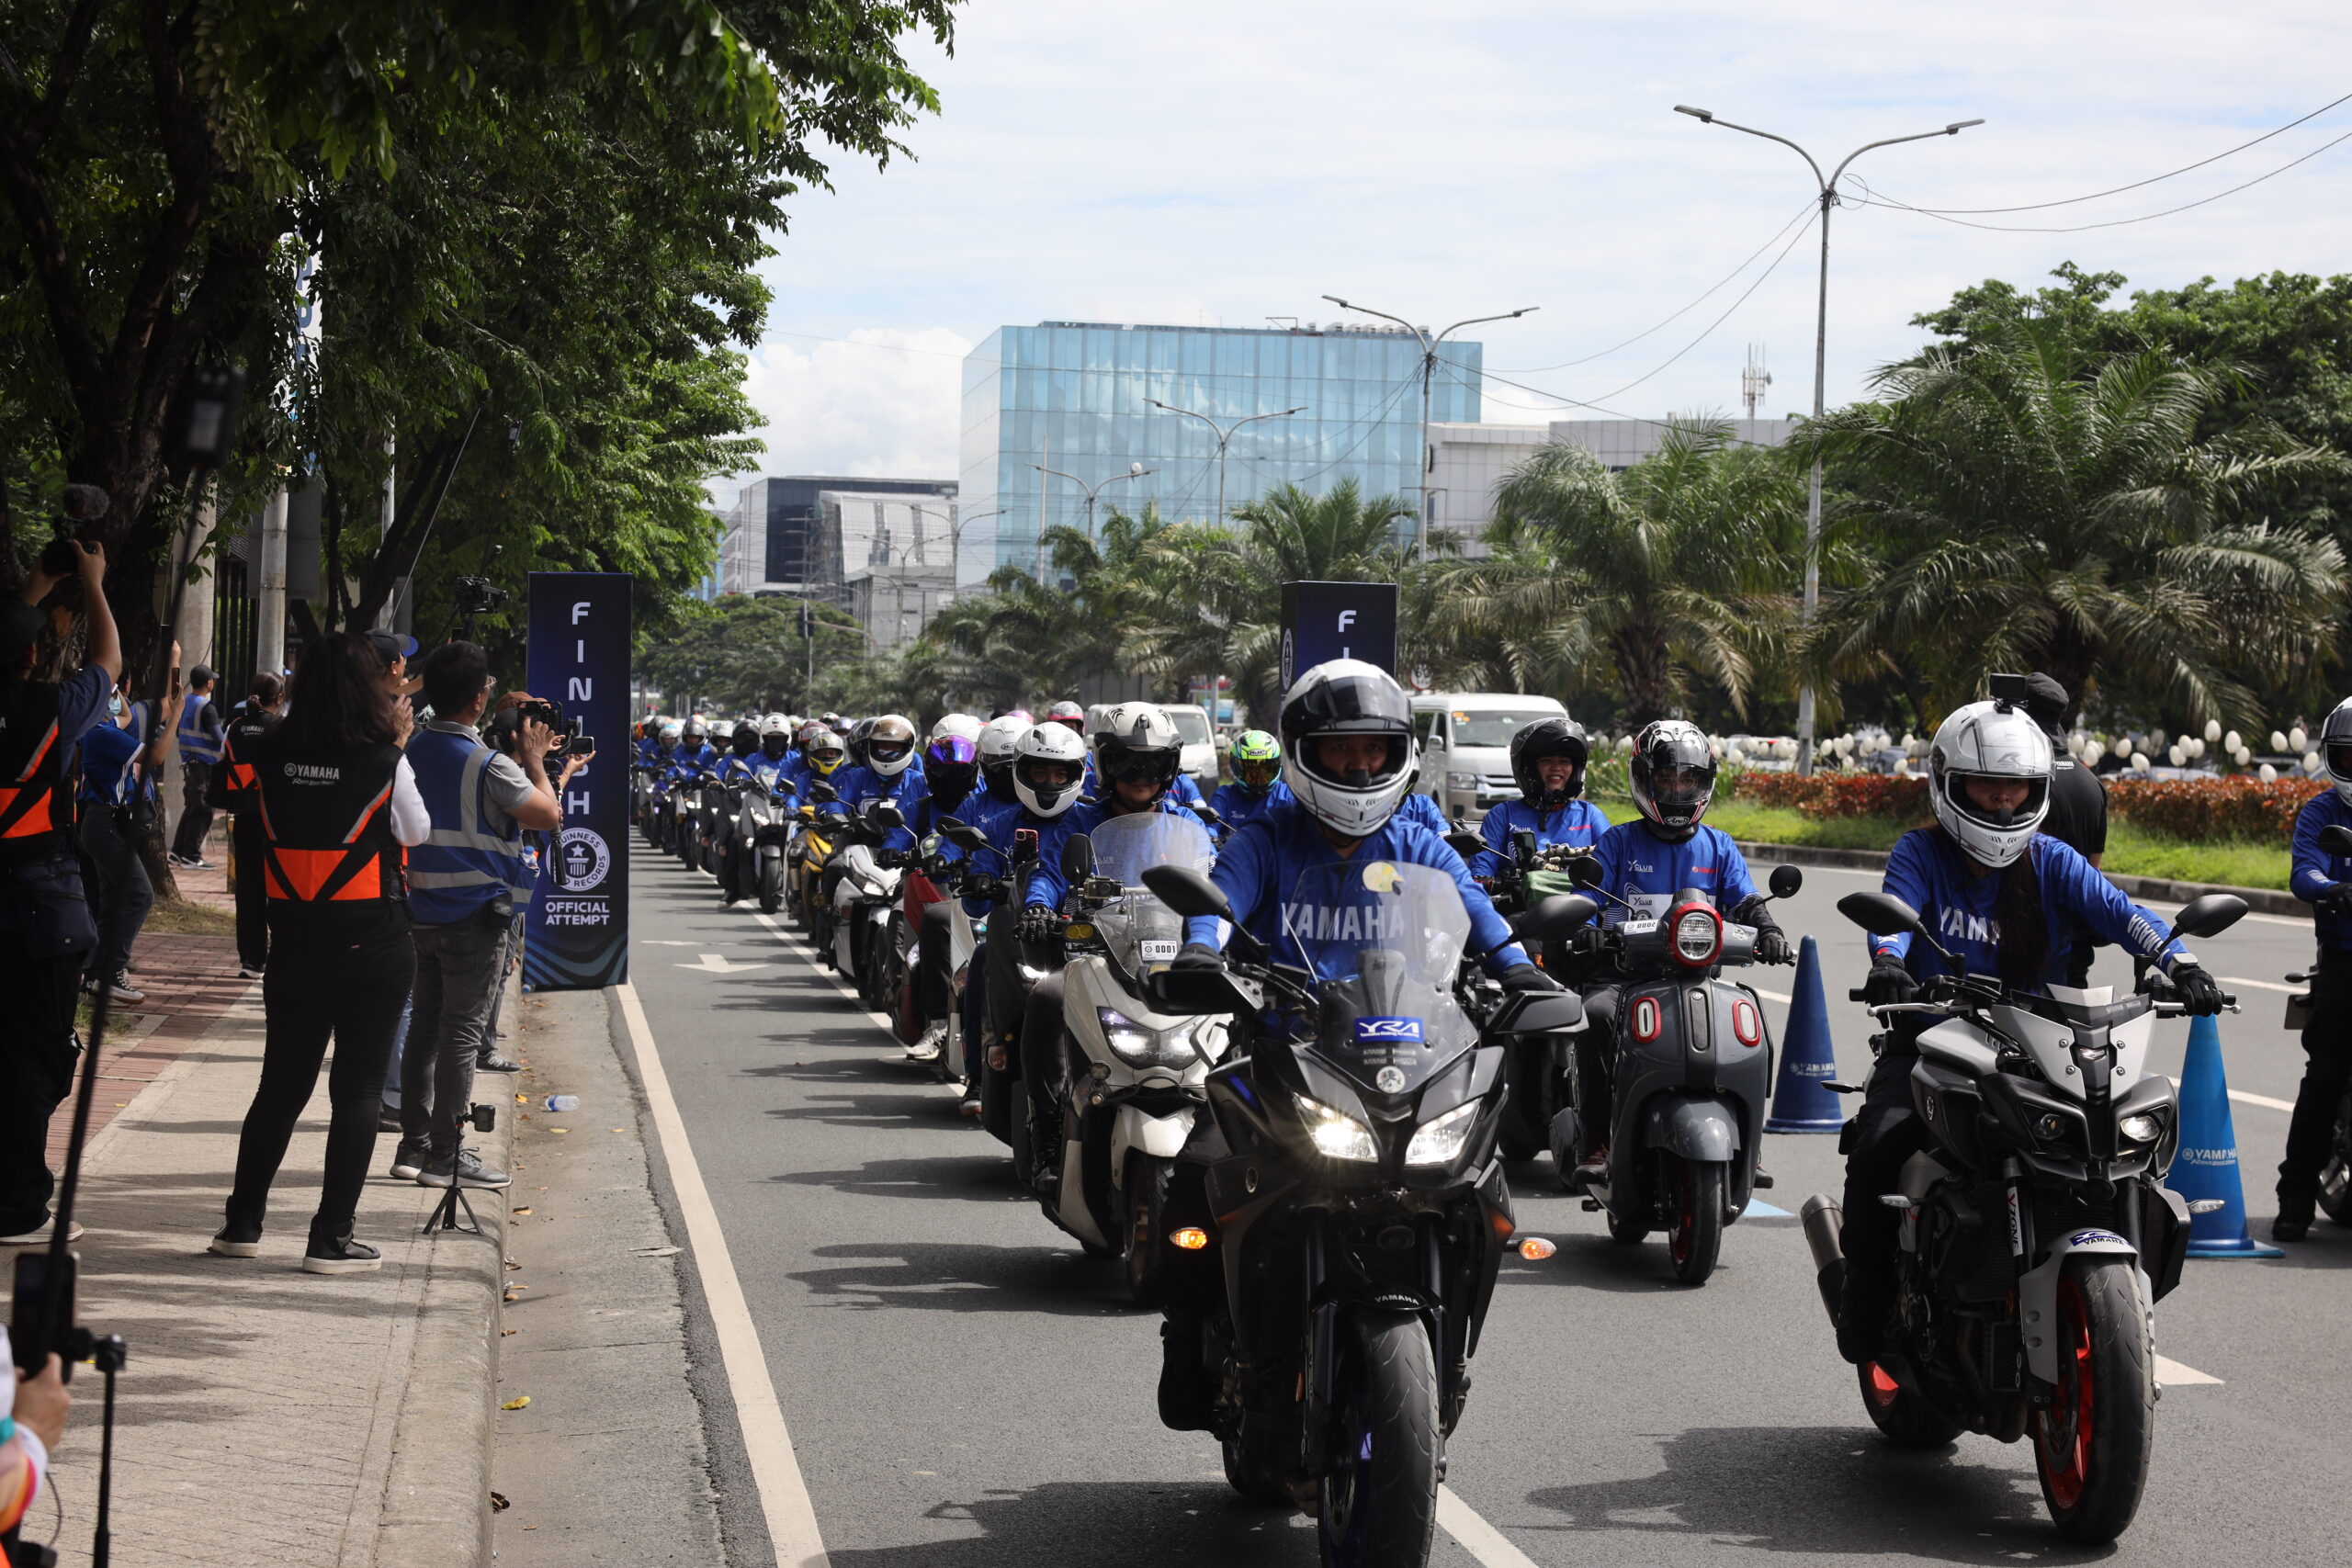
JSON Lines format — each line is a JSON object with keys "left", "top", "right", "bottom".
{"left": 2322, "top": 700, "right": 2352, "bottom": 806}
{"left": 1928, "top": 694, "right": 2053, "bottom": 868}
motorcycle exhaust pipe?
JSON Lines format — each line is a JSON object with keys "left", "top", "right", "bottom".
{"left": 1799, "top": 1194, "right": 1845, "bottom": 1324}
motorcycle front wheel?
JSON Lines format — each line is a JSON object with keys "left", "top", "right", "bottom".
{"left": 1318, "top": 1312, "right": 1440, "bottom": 1568}
{"left": 1667, "top": 1160, "right": 1725, "bottom": 1285}
{"left": 759, "top": 857, "right": 784, "bottom": 915}
{"left": 2032, "top": 1256, "right": 2154, "bottom": 1543}
{"left": 2317, "top": 1092, "right": 2352, "bottom": 1224}
{"left": 1123, "top": 1156, "right": 1173, "bottom": 1306}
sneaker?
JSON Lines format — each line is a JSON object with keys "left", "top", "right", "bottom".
{"left": 209, "top": 1218, "right": 264, "bottom": 1258}
{"left": 302, "top": 1234, "right": 382, "bottom": 1275}
{"left": 2273, "top": 1201, "right": 2315, "bottom": 1244}
{"left": 186, "top": 857, "right": 216, "bottom": 871}
{"left": 1, "top": 1219, "right": 84, "bottom": 1247}
{"left": 389, "top": 1137, "right": 431, "bottom": 1180}
{"left": 379, "top": 1104, "right": 404, "bottom": 1134}
{"left": 240, "top": 966, "right": 266, "bottom": 980}
{"left": 958, "top": 1082, "right": 983, "bottom": 1118}
{"left": 477, "top": 1053, "right": 520, "bottom": 1074}
{"left": 101, "top": 971, "right": 145, "bottom": 1005}
{"left": 905, "top": 1022, "right": 948, "bottom": 1063}
{"left": 418, "top": 1149, "right": 511, "bottom": 1190}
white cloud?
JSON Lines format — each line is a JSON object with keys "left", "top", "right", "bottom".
{"left": 723, "top": 326, "right": 970, "bottom": 493}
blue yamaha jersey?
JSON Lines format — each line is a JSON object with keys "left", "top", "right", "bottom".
{"left": 1025, "top": 796, "right": 1208, "bottom": 909}
{"left": 1209, "top": 779, "right": 1291, "bottom": 832}
{"left": 635, "top": 738, "right": 662, "bottom": 766}
{"left": 713, "top": 751, "right": 762, "bottom": 784}
{"left": 912, "top": 784, "right": 981, "bottom": 865}
{"left": 1871, "top": 829, "right": 2186, "bottom": 985}
{"left": 1184, "top": 798, "right": 1529, "bottom": 975}
{"left": 1470, "top": 797, "right": 1610, "bottom": 881}
{"left": 2290, "top": 789, "right": 2352, "bottom": 951}
{"left": 663, "top": 742, "right": 717, "bottom": 783}
{"left": 744, "top": 752, "right": 791, "bottom": 791}
{"left": 827, "top": 765, "right": 927, "bottom": 852}
{"left": 1395, "top": 789, "right": 1447, "bottom": 834}
{"left": 1589, "top": 820, "right": 1758, "bottom": 923}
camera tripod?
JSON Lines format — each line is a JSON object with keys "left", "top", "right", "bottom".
{"left": 420, "top": 1109, "right": 497, "bottom": 1237}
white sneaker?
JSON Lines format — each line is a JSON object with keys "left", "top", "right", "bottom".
{"left": 904, "top": 1022, "right": 948, "bottom": 1063}
{"left": 2, "top": 1219, "right": 85, "bottom": 1247}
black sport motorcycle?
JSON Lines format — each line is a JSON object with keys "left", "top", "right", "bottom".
{"left": 1142, "top": 859, "right": 1586, "bottom": 1568}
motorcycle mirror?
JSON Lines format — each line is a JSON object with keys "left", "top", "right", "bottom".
{"left": 1566, "top": 854, "right": 1602, "bottom": 889}
{"left": 1489, "top": 989, "right": 1585, "bottom": 1034}
{"left": 1769, "top": 863, "right": 1804, "bottom": 900}
{"left": 870, "top": 800, "right": 905, "bottom": 829}
{"left": 1444, "top": 829, "right": 1485, "bottom": 862}
{"left": 942, "top": 824, "right": 989, "bottom": 852}
{"left": 1060, "top": 830, "right": 1095, "bottom": 882}
{"left": 1145, "top": 965, "right": 1250, "bottom": 1017}
{"left": 2170, "top": 891, "right": 2248, "bottom": 941}
{"left": 2319, "top": 824, "right": 2352, "bottom": 857}
{"left": 1837, "top": 890, "right": 1934, "bottom": 952}
{"left": 808, "top": 780, "right": 838, "bottom": 803}
{"left": 1510, "top": 894, "right": 1599, "bottom": 941}
{"left": 1192, "top": 802, "right": 1223, "bottom": 826}
{"left": 1141, "top": 863, "right": 1232, "bottom": 922}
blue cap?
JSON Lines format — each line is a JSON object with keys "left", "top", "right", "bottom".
{"left": 366, "top": 629, "right": 419, "bottom": 664}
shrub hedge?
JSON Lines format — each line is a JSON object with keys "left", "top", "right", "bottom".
{"left": 1721, "top": 765, "right": 2324, "bottom": 843}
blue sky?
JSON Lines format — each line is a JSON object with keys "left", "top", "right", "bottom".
{"left": 729, "top": 0, "right": 2350, "bottom": 486}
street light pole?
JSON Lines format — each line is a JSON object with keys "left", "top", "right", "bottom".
{"left": 1674, "top": 104, "right": 1982, "bottom": 774}
{"left": 1145, "top": 400, "right": 1308, "bottom": 525}
{"left": 1031, "top": 460, "right": 1156, "bottom": 558}
{"left": 1321, "top": 298, "right": 1537, "bottom": 554}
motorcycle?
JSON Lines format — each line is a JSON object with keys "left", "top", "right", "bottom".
{"left": 828, "top": 799, "right": 908, "bottom": 1002}
{"left": 1801, "top": 886, "right": 2245, "bottom": 1543}
{"left": 972, "top": 826, "right": 1050, "bottom": 1146}
{"left": 890, "top": 824, "right": 988, "bottom": 1077}
{"left": 786, "top": 781, "right": 841, "bottom": 931}
{"left": 1546, "top": 861, "right": 1802, "bottom": 1285}
{"left": 739, "top": 778, "right": 794, "bottom": 915}
{"left": 1140, "top": 859, "right": 1588, "bottom": 1564}
{"left": 1024, "top": 813, "right": 1231, "bottom": 1303}
{"left": 670, "top": 770, "right": 708, "bottom": 871}
{"left": 2292, "top": 821, "right": 2352, "bottom": 1224}
{"left": 1443, "top": 825, "right": 1577, "bottom": 1162}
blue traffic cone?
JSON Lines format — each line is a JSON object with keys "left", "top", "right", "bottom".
{"left": 2165, "top": 1011, "right": 2284, "bottom": 1258}
{"left": 1764, "top": 934, "right": 1845, "bottom": 1133}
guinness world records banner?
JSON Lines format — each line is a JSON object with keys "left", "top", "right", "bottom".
{"left": 522, "top": 571, "right": 630, "bottom": 989}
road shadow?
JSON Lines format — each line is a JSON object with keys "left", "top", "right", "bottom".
{"left": 1491, "top": 1231, "right": 1759, "bottom": 1295}
{"left": 826, "top": 1479, "right": 1311, "bottom": 1568}
{"left": 789, "top": 1238, "right": 1145, "bottom": 1316}
{"left": 768, "top": 1152, "right": 1022, "bottom": 1203}
{"left": 1517, "top": 1422, "right": 2116, "bottom": 1563}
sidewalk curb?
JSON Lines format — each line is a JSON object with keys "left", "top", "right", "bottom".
{"left": 1731, "top": 838, "right": 2310, "bottom": 918}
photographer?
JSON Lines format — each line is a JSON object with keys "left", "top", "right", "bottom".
{"left": 0, "top": 542, "right": 115, "bottom": 1250}
{"left": 390, "top": 643, "right": 560, "bottom": 1192}
{"left": 76, "top": 651, "right": 181, "bottom": 1007}
{"left": 207, "top": 671, "right": 284, "bottom": 977}
{"left": 480, "top": 692, "right": 586, "bottom": 1067}
{"left": 213, "top": 632, "right": 428, "bottom": 1272}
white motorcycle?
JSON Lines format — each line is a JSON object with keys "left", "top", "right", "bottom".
{"left": 1031, "top": 811, "right": 1229, "bottom": 1304}
{"left": 830, "top": 799, "right": 909, "bottom": 1005}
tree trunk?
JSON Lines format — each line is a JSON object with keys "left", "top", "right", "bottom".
{"left": 2034, "top": 624, "right": 2102, "bottom": 729}
{"left": 1611, "top": 625, "right": 1674, "bottom": 728}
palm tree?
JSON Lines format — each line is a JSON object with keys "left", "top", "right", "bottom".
{"left": 1434, "top": 420, "right": 1804, "bottom": 726}
{"left": 1810, "top": 320, "right": 2348, "bottom": 726}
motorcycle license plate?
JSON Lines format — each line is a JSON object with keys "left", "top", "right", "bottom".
{"left": 1137, "top": 939, "right": 1180, "bottom": 964}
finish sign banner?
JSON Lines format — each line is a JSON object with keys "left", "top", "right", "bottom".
{"left": 521, "top": 570, "right": 631, "bottom": 990}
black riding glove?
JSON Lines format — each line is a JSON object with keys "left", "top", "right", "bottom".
{"left": 1751, "top": 921, "right": 1792, "bottom": 966}
{"left": 1015, "top": 903, "right": 1059, "bottom": 944}
{"left": 1171, "top": 942, "right": 1226, "bottom": 973}
{"left": 1498, "top": 963, "right": 1561, "bottom": 994}
{"left": 960, "top": 873, "right": 1003, "bottom": 902}
{"left": 2167, "top": 962, "right": 2226, "bottom": 1017}
{"left": 1863, "top": 956, "right": 1918, "bottom": 1008}
{"left": 2319, "top": 885, "right": 2352, "bottom": 920}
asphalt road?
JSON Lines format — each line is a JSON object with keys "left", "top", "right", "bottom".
{"left": 620, "top": 840, "right": 2351, "bottom": 1568}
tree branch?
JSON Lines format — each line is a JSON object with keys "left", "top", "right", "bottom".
{"left": 28, "top": 0, "right": 107, "bottom": 149}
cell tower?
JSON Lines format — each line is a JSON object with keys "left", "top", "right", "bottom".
{"left": 1742, "top": 344, "right": 1772, "bottom": 421}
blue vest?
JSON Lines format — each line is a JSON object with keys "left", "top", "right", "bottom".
{"left": 405, "top": 726, "right": 529, "bottom": 923}
{"left": 177, "top": 692, "right": 223, "bottom": 765}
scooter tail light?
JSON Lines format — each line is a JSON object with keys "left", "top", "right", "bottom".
{"left": 1631, "top": 995, "right": 1663, "bottom": 1043}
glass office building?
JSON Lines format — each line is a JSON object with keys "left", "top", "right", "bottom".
{"left": 957, "top": 321, "right": 1480, "bottom": 584}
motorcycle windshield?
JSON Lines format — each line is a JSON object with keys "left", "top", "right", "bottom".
{"left": 1087, "top": 813, "right": 1216, "bottom": 978}
{"left": 1280, "top": 860, "right": 1476, "bottom": 1092}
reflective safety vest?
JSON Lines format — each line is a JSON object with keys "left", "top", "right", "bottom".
{"left": 216, "top": 711, "right": 277, "bottom": 809}
{"left": 406, "top": 725, "right": 529, "bottom": 923}
{"left": 0, "top": 680, "right": 69, "bottom": 857}
{"left": 254, "top": 738, "right": 403, "bottom": 903}
{"left": 176, "top": 691, "right": 223, "bottom": 765}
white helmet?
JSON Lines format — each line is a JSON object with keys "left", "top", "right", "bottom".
{"left": 1011, "top": 723, "right": 1089, "bottom": 818}
{"left": 2322, "top": 700, "right": 2352, "bottom": 806}
{"left": 659, "top": 720, "right": 682, "bottom": 742}
{"left": 979, "top": 715, "right": 1029, "bottom": 764}
{"left": 932, "top": 713, "right": 985, "bottom": 747}
{"left": 1091, "top": 702, "right": 1182, "bottom": 796}
{"left": 1278, "top": 659, "right": 1418, "bottom": 839}
{"left": 759, "top": 713, "right": 793, "bottom": 738}
{"left": 864, "top": 715, "right": 919, "bottom": 778}
{"left": 1928, "top": 692, "right": 2053, "bottom": 869}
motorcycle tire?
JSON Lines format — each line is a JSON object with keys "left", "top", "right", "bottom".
{"left": 1668, "top": 1160, "right": 1725, "bottom": 1286}
{"left": 1858, "top": 1360, "right": 1963, "bottom": 1450}
{"left": 1498, "top": 1051, "right": 1551, "bottom": 1163}
{"left": 2318, "top": 1093, "right": 2352, "bottom": 1224}
{"left": 981, "top": 1055, "right": 1013, "bottom": 1145}
{"left": 759, "top": 859, "right": 784, "bottom": 916}
{"left": 2031, "top": 1256, "right": 2154, "bottom": 1543}
{"left": 1009, "top": 1077, "right": 1035, "bottom": 1185}
{"left": 1606, "top": 1214, "right": 1650, "bottom": 1246}
{"left": 1317, "top": 1311, "right": 1440, "bottom": 1568}
{"left": 1124, "top": 1156, "right": 1174, "bottom": 1307}
{"left": 1221, "top": 1436, "right": 1291, "bottom": 1507}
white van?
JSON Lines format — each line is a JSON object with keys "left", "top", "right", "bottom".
{"left": 1159, "top": 704, "right": 1221, "bottom": 795}
{"left": 1411, "top": 693, "right": 1570, "bottom": 822}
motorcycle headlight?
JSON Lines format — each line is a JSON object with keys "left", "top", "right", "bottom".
{"left": 2118, "top": 1112, "right": 2163, "bottom": 1145}
{"left": 1097, "top": 1008, "right": 1198, "bottom": 1068}
{"left": 1295, "top": 1095, "right": 1378, "bottom": 1162}
{"left": 1404, "top": 1100, "right": 1480, "bottom": 1168}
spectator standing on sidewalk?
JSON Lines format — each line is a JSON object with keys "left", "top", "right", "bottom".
{"left": 212, "top": 632, "right": 428, "bottom": 1273}
{"left": 0, "top": 542, "right": 115, "bottom": 1249}
{"left": 392, "top": 642, "right": 560, "bottom": 1192}
{"left": 168, "top": 663, "right": 226, "bottom": 868}
{"left": 74, "top": 649, "right": 178, "bottom": 1008}
{"left": 207, "top": 671, "right": 284, "bottom": 977}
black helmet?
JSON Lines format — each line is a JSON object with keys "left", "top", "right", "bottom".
{"left": 731, "top": 723, "right": 760, "bottom": 757}
{"left": 1510, "top": 716, "right": 1589, "bottom": 809}
{"left": 1628, "top": 719, "right": 1716, "bottom": 841}
{"left": 1278, "top": 659, "right": 1417, "bottom": 838}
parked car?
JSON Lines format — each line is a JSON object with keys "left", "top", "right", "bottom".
{"left": 1160, "top": 703, "right": 1220, "bottom": 795}
{"left": 1410, "top": 692, "right": 1571, "bottom": 822}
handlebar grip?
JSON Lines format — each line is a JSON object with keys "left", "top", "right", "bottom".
{"left": 1848, "top": 987, "right": 1869, "bottom": 1002}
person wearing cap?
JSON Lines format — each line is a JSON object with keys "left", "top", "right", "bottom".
{"left": 0, "top": 540, "right": 117, "bottom": 1248}
{"left": 168, "top": 662, "right": 227, "bottom": 867}
{"left": 2019, "top": 672, "right": 2109, "bottom": 988}
{"left": 364, "top": 628, "right": 424, "bottom": 698}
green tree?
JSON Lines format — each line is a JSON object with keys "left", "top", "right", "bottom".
{"left": 636, "top": 594, "right": 865, "bottom": 716}
{"left": 1434, "top": 422, "right": 1803, "bottom": 726}
{"left": 1810, "top": 319, "right": 2347, "bottom": 728}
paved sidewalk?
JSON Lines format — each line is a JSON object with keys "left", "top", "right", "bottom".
{"left": 19, "top": 979, "right": 514, "bottom": 1568}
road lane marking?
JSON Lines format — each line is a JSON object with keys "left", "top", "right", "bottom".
{"left": 677, "top": 952, "right": 771, "bottom": 974}
{"left": 613, "top": 981, "right": 831, "bottom": 1568}
{"left": 2231, "top": 1088, "right": 2297, "bottom": 1112}
{"left": 1753, "top": 987, "right": 1792, "bottom": 1003}
{"left": 1745, "top": 1199, "right": 1792, "bottom": 1217}
{"left": 2219, "top": 976, "right": 2297, "bottom": 993}
{"left": 2155, "top": 1355, "right": 2222, "bottom": 1386}
{"left": 755, "top": 912, "right": 905, "bottom": 1034}
{"left": 1438, "top": 1487, "right": 1545, "bottom": 1568}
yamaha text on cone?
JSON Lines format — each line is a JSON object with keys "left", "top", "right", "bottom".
{"left": 1764, "top": 934, "right": 1843, "bottom": 1133}
{"left": 2165, "top": 1010, "right": 2283, "bottom": 1258}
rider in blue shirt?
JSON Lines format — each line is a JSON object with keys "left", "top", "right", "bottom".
{"left": 1469, "top": 716, "right": 1608, "bottom": 881}
{"left": 1206, "top": 728, "right": 1289, "bottom": 834}
{"left": 825, "top": 714, "right": 926, "bottom": 854}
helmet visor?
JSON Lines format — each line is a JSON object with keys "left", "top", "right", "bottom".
{"left": 1945, "top": 770, "right": 2050, "bottom": 831}
{"left": 1233, "top": 757, "right": 1280, "bottom": 792}
{"left": 1298, "top": 732, "right": 1409, "bottom": 790}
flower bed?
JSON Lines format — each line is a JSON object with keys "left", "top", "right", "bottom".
{"left": 2104, "top": 775, "right": 2322, "bottom": 844}
{"left": 1730, "top": 769, "right": 1931, "bottom": 821}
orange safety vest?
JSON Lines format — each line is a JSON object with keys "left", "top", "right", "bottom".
{"left": 254, "top": 738, "right": 404, "bottom": 904}
{"left": 0, "top": 680, "right": 69, "bottom": 854}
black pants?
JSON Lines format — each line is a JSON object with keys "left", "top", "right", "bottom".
{"left": 0, "top": 937, "right": 86, "bottom": 1236}
{"left": 174, "top": 761, "right": 215, "bottom": 860}
{"left": 402, "top": 907, "right": 505, "bottom": 1156}
{"left": 1576, "top": 984, "right": 1622, "bottom": 1156}
{"left": 2280, "top": 951, "right": 2352, "bottom": 1208}
{"left": 231, "top": 811, "right": 268, "bottom": 971}
{"left": 1838, "top": 1038, "right": 1927, "bottom": 1317}
{"left": 78, "top": 807, "right": 153, "bottom": 984}
{"left": 915, "top": 900, "right": 956, "bottom": 1023}
{"left": 1022, "top": 972, "right": 1070, "bottom": 1126}
{"left": 228, "top": 905, "right": 415, "bottom": 1243}
{"left": 962, "top": 935, "right": 992, "bottom": 1081}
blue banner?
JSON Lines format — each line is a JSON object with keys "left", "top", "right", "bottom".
{"left": 522, "top": 571, "right": 631, "bottom": 990}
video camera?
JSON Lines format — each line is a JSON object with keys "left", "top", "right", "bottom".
{"left": 490, "top": 696, "right": 595, "bottom": 761}
{"left": 454, "top": 575, "right": 509, "bottom": 618}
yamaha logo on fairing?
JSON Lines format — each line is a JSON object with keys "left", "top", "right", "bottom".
{"left": 2067, "top": 1228, "right": 2127, "bottom": 1248}
{"left": 1354, "top": 1017, "right": 1425, "bottom": 1043}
